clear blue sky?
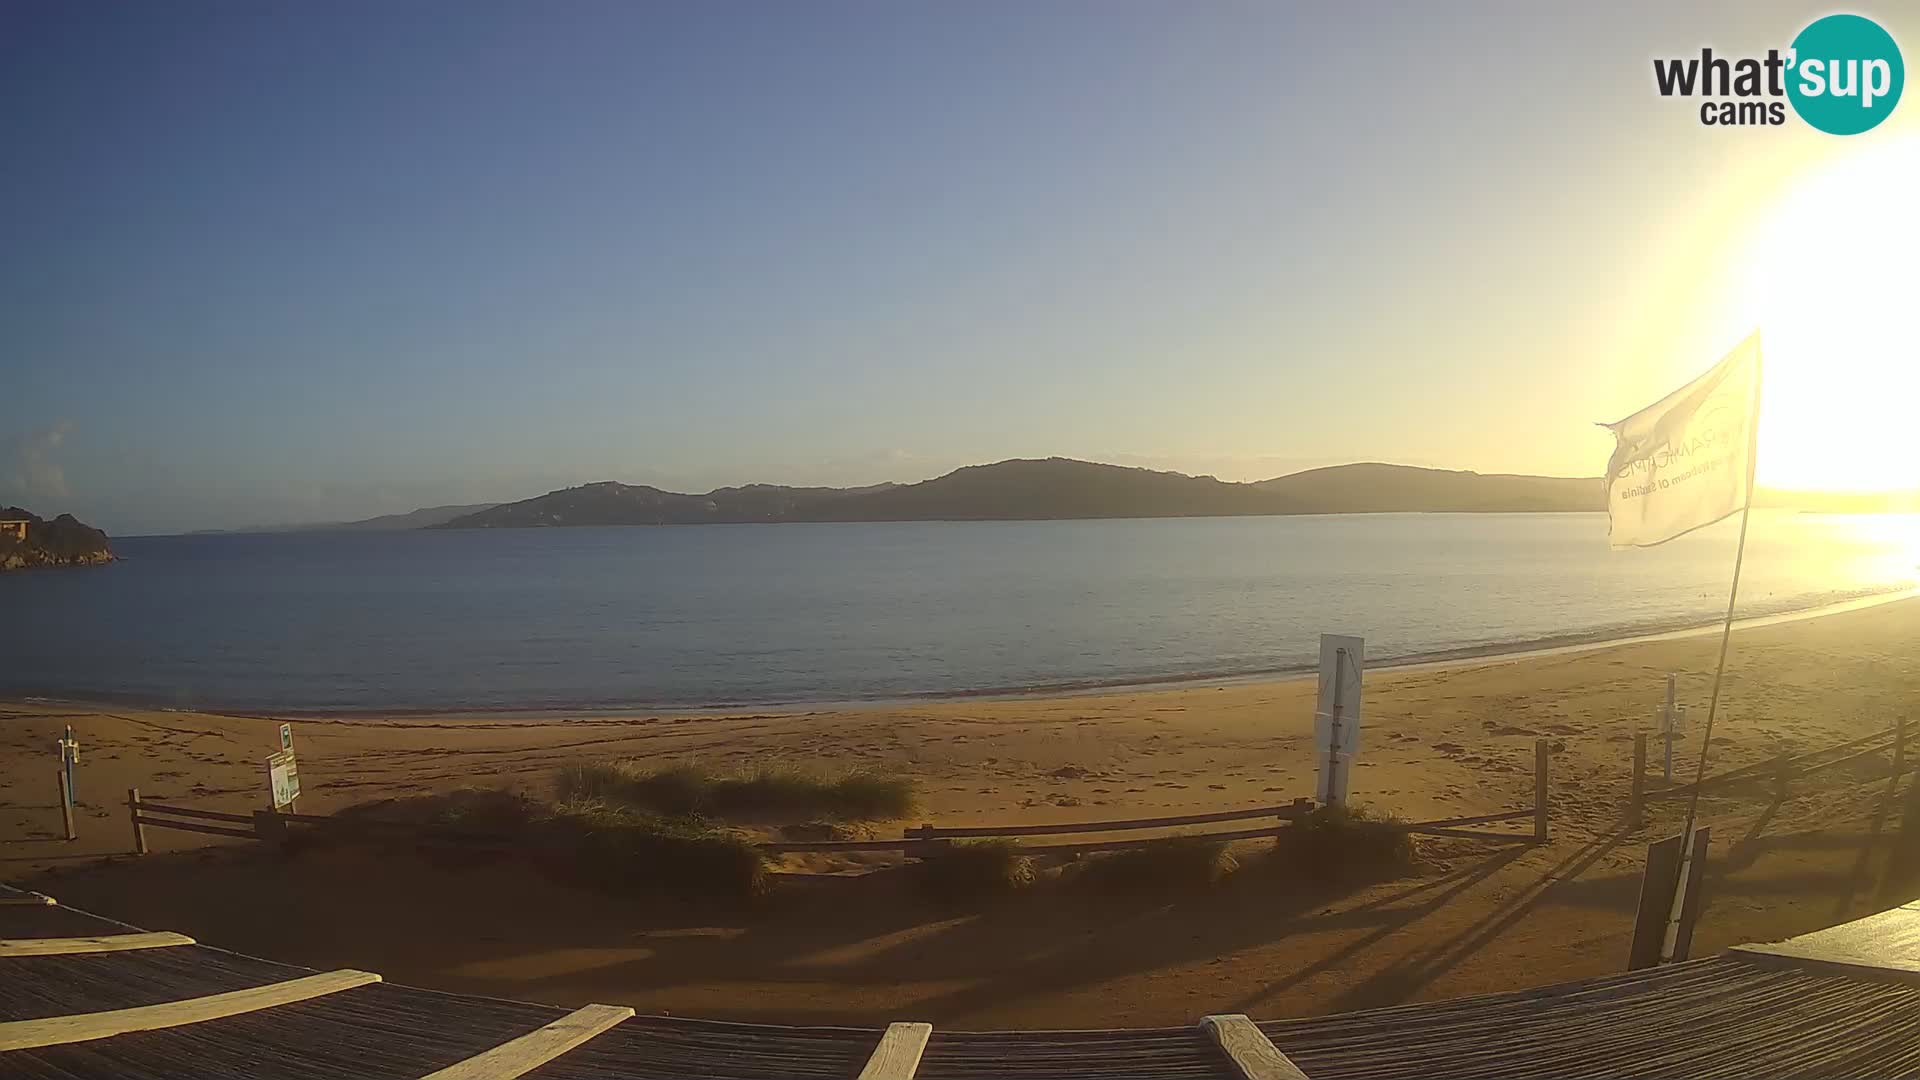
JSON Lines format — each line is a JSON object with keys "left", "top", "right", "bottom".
{"left": 4, "top": 1, "right": 1913, "bottom": 533}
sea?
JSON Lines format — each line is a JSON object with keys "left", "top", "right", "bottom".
{"left": 3, "top": 511, "right": 1916, "bottom": 713}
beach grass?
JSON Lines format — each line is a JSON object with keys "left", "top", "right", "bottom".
{"left": 1268, "top": 803, "right": 1417, "bottom": 880}
{"left": 555, "top": 760, "right": 916, "bottom": 821}
{"left": 1068, "top": 836, "right": 1241, "bottom": 893}
{"left": 335, "top": 786, "right": 543, "bottom": 832}
{"left": 912, "top": 839, "right": 1035, "bottom": 897}
{"left": 543, "top": 797, "right": 769, "bottom": 898}
{"left": 336, "top": 787, "right": 768, "bottom": 898}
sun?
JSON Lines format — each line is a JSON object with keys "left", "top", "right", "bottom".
{"left": 1734, "top": 135, "right": 1920, "bottom": 493}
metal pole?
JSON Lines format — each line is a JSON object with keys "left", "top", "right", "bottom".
{"left": 1661, "top": 337, "right": 1762, "bottom": 964}
{"left": 57, "top": 771, "right": 75, "bottom": 841}
{"left": 1662, "top": 676, "right": 1676, "bottom": 783}
{"left": 1631, "top": 732, "right": 1647, "bottom": 829}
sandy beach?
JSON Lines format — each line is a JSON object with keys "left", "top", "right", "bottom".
{"left": 5, "top": 596, "right": 1918, "bottom": 1028}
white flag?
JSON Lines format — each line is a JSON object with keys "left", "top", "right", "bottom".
{"left": 1604, "top": 333, "right": 1761, "bottom": 549}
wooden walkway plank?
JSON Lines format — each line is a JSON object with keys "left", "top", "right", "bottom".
{"left": 1729, "top": 904, "right": 1920, "bottom": 984}
{"left": 0, "top": 932, "right": 195, "bottom": 957}
{"left": 418, "top": 1003, "right": 634, "bottom": 1080}
{"left": 1200, "top": 1014, "right": 1311, "bottom": 1080}
{"left": 856, "top": 1021, "right": 934, "bottom": 1080}
{"left": 0, "top": 968, "right": 380, "bottom": 1051}
{"left": 911, "top": 802, "right": 1311, "bottom": 840}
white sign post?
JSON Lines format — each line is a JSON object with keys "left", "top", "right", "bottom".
{"left": 1314, "top": 634, "right": 1364, "bottom": 805}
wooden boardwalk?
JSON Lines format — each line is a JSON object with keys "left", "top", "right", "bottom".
{"left": 4, "top": 881, "right": 1919, "bottom": 1079}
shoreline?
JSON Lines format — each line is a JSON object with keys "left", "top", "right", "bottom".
{"left": 12, "top": 584, "right": 1917, "bottom": 723}
{"left": 8, "top": 591, "right": 1918, "bottom": 1028}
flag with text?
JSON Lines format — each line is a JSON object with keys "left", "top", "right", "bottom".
{"left": 1604, "top": 334, "right": 1761, "bottom": 549}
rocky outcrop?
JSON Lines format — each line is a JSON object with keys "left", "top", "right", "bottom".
{"left": 0, "top": 507, "right": 114, "bottom": 572}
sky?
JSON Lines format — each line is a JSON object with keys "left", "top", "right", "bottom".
{"left": 4, "top": 1, "right": 1918, "bottom": 534}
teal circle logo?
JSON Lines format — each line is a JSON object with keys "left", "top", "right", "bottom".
{"left": 1787, "top": 14, "right": 1904, "bottom": 135}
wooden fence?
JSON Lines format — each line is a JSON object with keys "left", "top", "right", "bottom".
{"left": 1628, "top": 719, "right": 1911, "bottom": 827}
{"left": 777, "top": 737, "right": 1553, "bottom": 855}
{"left": 126, "top": 737, "right": 1554, "bottom": 859}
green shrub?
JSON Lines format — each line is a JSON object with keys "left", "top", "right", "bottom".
{"left": 543, "top": 798, "right": 769, "bottom": 899}
{"left": 778, "top": 820, "right": 872, "bottom": 842}
{"left": 335, "top": 788, "right": 768, "bottom": 899}
{"left": 1269, "top": 803, "right": 1416, "bottom": 880}
{"left": 815, "top": 769, "right": 918, "bottom": 820}
{"left": 335, "top": 787, "right": 542, "bottom": 833}
{"left": 912, "top": 839, "right": 1034, "bottom": 898}
{"left": 554, "top": 760, "right": 915, "bottom": 821}
{"left": 1070, "top": 837, "right": 1240, "bottom": 893}
{"left": 556, "top": 762, "right": 708, "bottom": 815}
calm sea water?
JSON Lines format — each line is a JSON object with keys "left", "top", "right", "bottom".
{"left": 3, "top": 512, "right": 1916, "bottom": 712}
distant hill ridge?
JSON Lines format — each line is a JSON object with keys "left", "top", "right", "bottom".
{"left": 192, "top": 504, "right": 500, "bottom": 534}
{"left": 432, "top": 459, "right": 1605, "bottom": 529}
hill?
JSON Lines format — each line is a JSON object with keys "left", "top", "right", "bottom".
{"left": 433, "top": 482, "right": 894, "bottom": 528}
{"left": 0, "top": 507, "right": 114, "bottom": 571}
{"left": 435, "top": 459, "right": 1603, "bottom": 528}
{"left": 1253, "top": 462, "right": 1602, "bottom": 513}
{"left": 193, "top": 504, "right": 498, "bottom": 534}
{"left": 787, "top": 458, "right": 1297, "bottom": 521}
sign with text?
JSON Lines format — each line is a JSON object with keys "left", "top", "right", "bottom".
{"left": 1313, "top": 634, "right": 1365, "bottom": 755}
{"left": 279, "top": 723, "right": 293, "bottom": 752}
{"left": 1603, "top": 333, "right": 1759, "bottom": 549}
{"left": 267, "top": 749, "right": 300, "bottom": 809}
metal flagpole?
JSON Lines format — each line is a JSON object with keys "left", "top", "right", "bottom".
{"left": 1660, "top": 338, "right": 1764, "bottom": 963}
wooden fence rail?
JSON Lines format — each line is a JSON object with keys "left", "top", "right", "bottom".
{"left": 906, "top": 801, "right": 1318, "bottom": 840}
{"left": 125, "top": 793, "right": 258, "bottom": 845}
{"left": 1402, "top": 808, "right": 1535, "bottom": 830}
{"left": 136, "top": 802, "right": 254, "bottom": 824}
{"left": 123, "top": 740, "right": 1552, "bottom": 859}
{"left": 759, "top": 803, "right": 1319, "bottom": 856}
{"left": 1008, "top": 822, "right": 1301, "bottom": 856}
{"left": 1632, "top": 719, "right": 1913, "bottom": 824}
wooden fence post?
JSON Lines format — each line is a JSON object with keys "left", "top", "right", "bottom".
{"left": 1534, "top": 738, "right": 1550, "bottom": 843}
{"left": 903, "top": 824, "right": 940, "bottom": 859}
{"left": 57, "top": 771, "right": 75, "bottom": 842}
{"left": 127, "top": 787, "right": 148, "bottom": 855}
{"left": 1772, "top": 754, "right": 1791, "bottom": 803}
{"left": 1631, "top": 733, "right": 1647, "bottom": 829}
{"left": 253, "top": 809, "right": 289, "bottom": 845}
